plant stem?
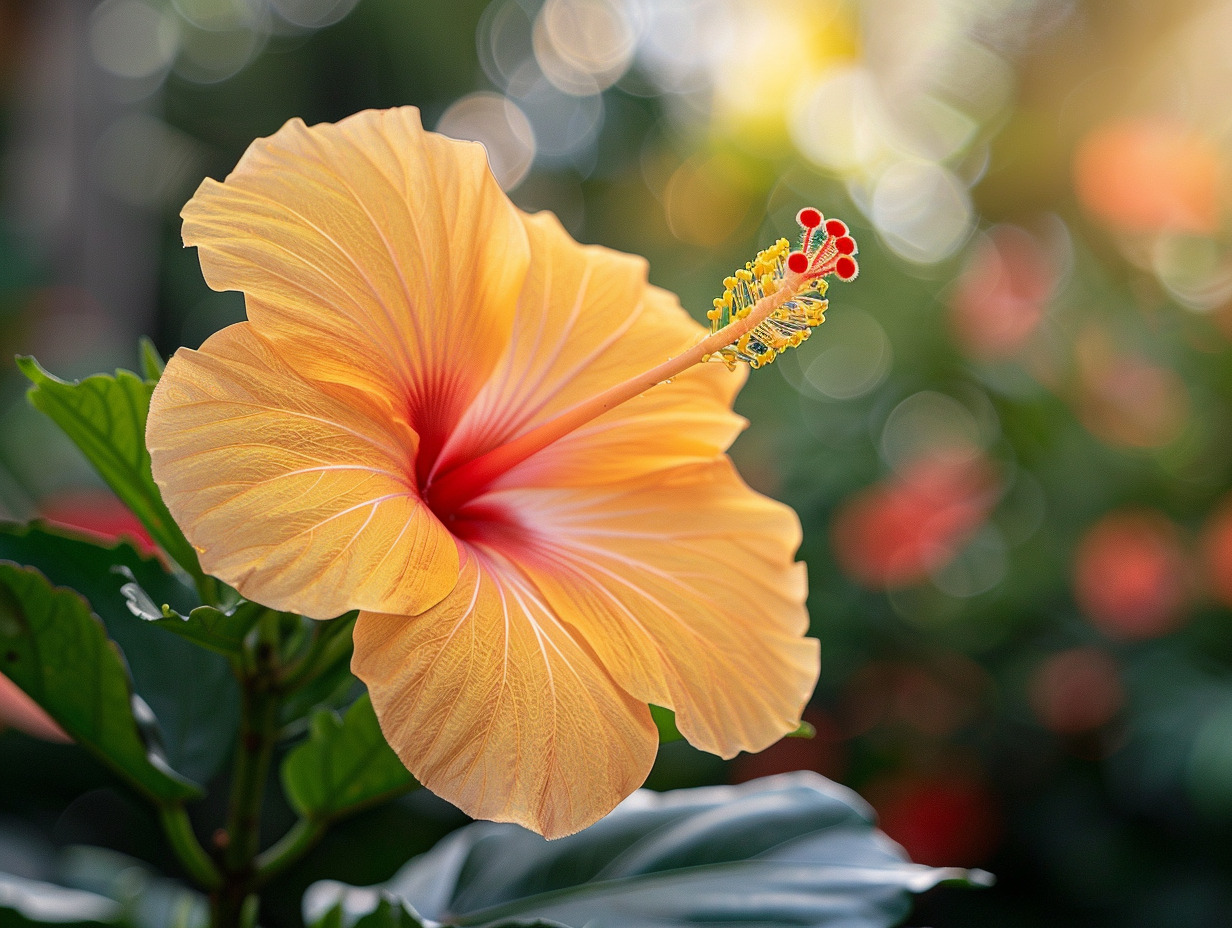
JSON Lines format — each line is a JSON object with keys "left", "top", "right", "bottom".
{"left": 211, "top": 612, "right": 282, "bottom": 928}
{"left": 253, "top": 817, "right": 326, "bottom": 886}
{"left": 158, "top": 803, "right": 221, "bottom": 889}
{"left": 279, "top": 613, "right": 355, "bottom": 692}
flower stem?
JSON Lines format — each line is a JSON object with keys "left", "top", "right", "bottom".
{"left": 211, "top": 613, "right": 282, "bottom": 928}
{"left": 425, "top": 269, "right": 805, "bottom": 513}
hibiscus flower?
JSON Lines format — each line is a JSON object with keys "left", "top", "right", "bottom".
{"left": 147, "top": 107, "right": 857, "bottom": 837}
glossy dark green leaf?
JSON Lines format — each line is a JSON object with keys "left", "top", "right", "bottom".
{"left": 0, "top": 846, "right": 209, "bottom": 928}
{"left": 650, "top": 705, "right": 813, "bottom": 744}
{"left": 59, "top": 846, "right": 208, "bottom": 928}
{"left": 16, "top": 356, "right": 203, "bottom": 589}
{"left": 0, "top": 524, "right": 238, "bottom": 784}
{"left": 0, "top": 562, "right": 201, "bottom": 802}
{"left": 282, "top": 694, "right": 417, "bottom": 822}
{"left": 309, "top": 898, "right": 426, "bottom": 928}
{"left": 0, "top": 873, "right": 119, "bottom": 927}
{"left": 304, "top": 773, "right": 990, "bottom": 928}
{"left": 118, "top": 576, "right": 262, "bottom": 658}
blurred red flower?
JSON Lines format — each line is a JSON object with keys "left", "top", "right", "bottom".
{"left": 831, "top": 452, "right": 999, "bottom": 589}
{"left": 1029, "top": 646, "right": 1124, "bottom": 735}
{"left": 949, "top": 225, "right": 1056, "bottom": 361}
{"left": 1200, "top": 494, "right": 1232, "bottom": 609}
{"left": 841, "top": 655, "right": 990, "bottom": 739}
{"left": 1074, "top": 118, "right": 1223, "bottom": 235}
{"left": 729, "top": 708, "right": 846, "bottom": 783}
{"left": 1075, "top": 331, "right": 1188, "bottom": 450}
{"left": 866, "top": 770, "right": 1001, "bottom": 866}
{"left": 1074, "top": 509, "right": 1191, "bottom": 639}
{"left": 38, "top": 488, "right": 156, "bottom": 555}
{"left": 0, "top": 673, "right": 69, "bottom": 743}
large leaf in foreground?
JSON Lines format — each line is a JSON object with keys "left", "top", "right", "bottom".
{"left": 282, "top": 694, "right": 417, "bottom": 822}
{"left": 0, "top": 562, "right": 200, "bottom": 802}
{"left": 17, "top": 357, "right": 204, "bottom": 587}
{"left": 0, "top": 524, "right": 237, "bottom": 783}
{"left": 304, "top": 772, "right": 989, "bottom": 928}
{"left": 0, "top": 872, "right": 118, "bottom": 927}
{"left": 0, "top": 845, "right": 207, "bottom": 928}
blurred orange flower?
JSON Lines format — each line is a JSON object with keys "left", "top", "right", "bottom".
{"left": 1074, "top": 118, "right": 1224, "bottom": 235}
{"left": 146, "top": 108, "right": 820, "bottom": 837}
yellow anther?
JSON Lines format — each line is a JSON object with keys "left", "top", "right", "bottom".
{"left": 703, "top": 225, "right": 852, "bottom": 372}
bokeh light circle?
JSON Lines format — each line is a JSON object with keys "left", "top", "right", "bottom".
{"left": 881, "top": 390, "right": 985, "bottom": 476}
{"left": 871, "top": 160, "right": 974, "bottom": 265}
{"left": 89, "top": 0, "right": 180, "bottom": 81}
{"left": 802, "top": 309, "right": 892, "bottom": 400}
{"left": 437, "top": 93, "right": 537, "bottom": 192}
{"left": 268, "top": 0, "right": 360, "bottom": 29}
{"left": 533, "top": 0, "right": 638, "bottom": 96}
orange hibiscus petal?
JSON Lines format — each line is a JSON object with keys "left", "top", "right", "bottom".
{"left": 147, "top": 322, "right": 458, "bottom": 619}
{"left": 352, "top": 551, "right": 657, "bottom": 839}
{"left": 433, "top": 211, "right": 746, "bottom": 487}
{"left": 497, "top": 458, "right": 817, "bottom": 758}
{"left": 181, "top": 107, "right": 530, "bottom": 449}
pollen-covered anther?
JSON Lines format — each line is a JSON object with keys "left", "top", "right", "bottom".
{"left": 705, "top": 207, "right": 859, "bottom": 370}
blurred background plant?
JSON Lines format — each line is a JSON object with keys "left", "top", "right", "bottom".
{"left": 2, "top": 0, "right": 1232, "bottom": 925}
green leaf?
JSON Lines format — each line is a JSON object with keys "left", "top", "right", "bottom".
{"left": 279, "top": 655, "right": 357, "bottom": 729}
{"left": 305, "top": 897, "right": 554, "bottom": 928}
{"left": 59, "top": 846, "right": 208, "bottom": 928}
{"left": 117, "top": 576, "right": 262, "bottom": 658}
{"left": 650, "top": 705, "right": 814, "bottom": 745}
{"left": 16, "top": 356, "right": 204, "bottom": 590}
{"left": 336, "top": 898, "right": 427, "bottom": 928}
{"left": 0, "top": 524, "right": 238, "bottom": 784}
{"left": 137, "top": 338, "right": 165, "bottom": 383}
{"left": 282, "top": 694, "right": 417, "bottom": 822}
{"left": 0, "top": 846, "right": 209, "bottom": 928}
{"left": 304, "top": 773, "right": 991, "bottom": 928}
{"left": 0, "top": 872, "right": 119, "bottom": 927}
{"left": 648, "top": 704, "right": 682, "bottom": 744}
{"left": 279, "top": 614, "right": 358, "bottom": 726}
{"left": 0, "top": 562, "right": 201, "bottom": 802}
